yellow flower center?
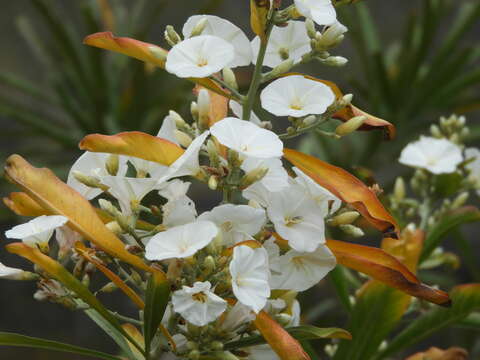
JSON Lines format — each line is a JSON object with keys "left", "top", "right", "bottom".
{"left": 192, "top": 291, "right": 208, "bottom": 303}
{"left": 284, "top": 216, "right": 303, "bottom": 227}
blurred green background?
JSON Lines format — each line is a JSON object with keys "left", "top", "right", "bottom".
{"left": 0, "top": 0, "right": 478, "bottom": 359}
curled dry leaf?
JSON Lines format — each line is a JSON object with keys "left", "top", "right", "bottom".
{"left": 284, "top": 148, "right": 400, "bottom": 237}
{"left": 3, "top": 192, "right": 47, "bottom": 217}
{"left": 405, "top": 347, "right": 468, "bottom": 360}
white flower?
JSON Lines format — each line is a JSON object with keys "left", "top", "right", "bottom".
{"left": 0, "top": 262, "right": 24, "bottom": 280}
{"left": 261, "top": 75, "right": 335, "bottom": 117}
{"left": 172, "top": 281, "right": 227, "bottom": 326}
{"left": 229, "top": 245, "right": 270, "bottom": 313}
{"left": 270, "top": 244, "right": 336, "bottom": 291}
{"left": 248, "top": 344, "right": 280, "bottom": 360}
{"left": 159, "top": 179, "right": 191, "bottom": 201}
{"left": 399, "top": 136, "right": 463, "bottom": 174}
{"left": 294, "top": 0, "right": 337, "bottom": 26}
{"left": 165, "top": 35, "right": 235, "bottom": 78}
{"left": 251, "top": 21, "right": 310, "bottom": 68}
{"left": 5, "top": 215, "right": 68, "bottom": 249}
{"left": 465, "top": 148, "right": 480, "bottom": 195}
{"left": 159, "top": 180, "right": 197, "bottom": 227}
{"left": 145, "top": 220, "right": 218, "bottom": 261}
{"left": 293, "top": 167, "right": 341, "bottom": 215}
{"left": 100, "top": 176, "right": 161, "bottom": 215}
{"left": 210, "top": 118, "right": 283, "bottom": 158}
{"left": 161, "top": 131, "right": 210, "bottom": 181}
{"left": 183, "top": 15, "right": 252, "bottom": 67}
{"left": 220, "top": 301, "right": 255, "bottom": 332}
{"left": 55, "top": 226, "right": 82, "bottom": 260}
{"left": 241, "top": 157, "right": 289, "bottom": 193}
{"left": 266, "top": 181, "right": 326, "bottom": 252}
{"left": 229, "top": 100, "right": 261, "bottom": 125}
{"left": 67, "top": 152, "right": 128, "bottom": 200}
{"left": 198, "top": 204, "right": 266, "bottom": 245}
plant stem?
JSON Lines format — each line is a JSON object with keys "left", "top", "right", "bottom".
{"left": 210, "top": 76, "right": 244, "bottom": 101}
{"left": 242, "top": 21, "right": 274, "bottom": 120}
{"left": 111, "top": 311, "right": 143, "bottom": 326}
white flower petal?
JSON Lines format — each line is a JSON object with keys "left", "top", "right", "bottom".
{"left": 0, "top": 262, "right": 24, "bottom": 280}
{"left": 5, "top": 215, "right": 68, "bottom": 247}
{"left": 465, "top": 147, "right": 480, "bottom": 196}
{"left": 183, "top": 15, "right": 252, "bottom": 67}
{"left": 211, "top": 117, "right": 283, "bottom": 158}
{"left": 294, "top": 0, "right": 337, "bottom": 26}
{"left": 166, "top": 35, "right": 235, "bottom": 78}
{"left": 145, "top": 220, "right": 218, "bottom": 261}
{"left": 261, "top": 75, "right": 335, "bottom": 117}
{"left": 229, "top": 100, "right": 261, "bottom": 125}
{"left": 241, "top": 157, "right": 289, "bottom": 192}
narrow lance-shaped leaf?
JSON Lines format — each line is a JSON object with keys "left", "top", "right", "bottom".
{"left": 253, "top": 311, "right": 311, "bottom": 360}
{"left": 4, "top": 154, "right": 153, "bottom": 273}
{"left": 144, "top": 271, "right": 171, "bottom": 356}
{"left": 121, "top": 324, "right": 145, "bottom": 360}
{"left": 83, "top": 32, "right": 231, "bottom": 98}
{"left": 80, "top": 131, "right": 184, "bottom": 166}
{"left": 284, "top": 148, "right": 400, "bottom": 237}
{"left": 326, "top": 239, "right": 450, "bottom": 306}
{"left": 0, "top": 332, "right": 122, "bottom": 360}
{"left": 5, "top": 243, "right": 145, "bottom": 356}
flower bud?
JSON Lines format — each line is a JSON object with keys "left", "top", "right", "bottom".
{"left": 208, "top": 176, "right": 219, "bottom": 190}
{"left": 339, "top": 224, "right": 364, "bottom": 237}
{"left": 342, "top": 93, "right": 353, "bottom": 105}
{"left": 452, "top": 192, "right": 468, "bottom": 209}
{"left": 190, "top": 101, "right": 199, "bottom": 120}
{"left": 240, "top": 167, "right": 269, "bottom": 189}
{"left": 222, "top": 67, "right": 238, "bottom": 90}
{"left": 335, "top": 115, "right": 366, "bottom": 136}
{"left": 328, "top": 211, "right": 360, "bottom": 226}
{"left": 394, "top": 177, "right": 406, "bottom": 201}
{"left": 430, "top": 124, "right": 442, "bottom": 138}
{"left": 174, "top": 130, "right": 193, "bottom": 147}
{"left": 305, "top": 19, "right": 316, "bottom": 39}
{"left": 188, "top": 350, "right": 200, "bottom": 360}
{"left": 106, "top": 221, "right": 123, "bottom": 235}
{"left": 169, "top": 110, "right": 186, "bottom": 127}
{"left": 165, "top": 25, "right": 182, "bottom": 46}
{"left": 72, "top": 171, "right": 107, "bottom": 190}
{"left": 105, "top": 154, "right": 119, "bottom": 176}
{"left": 320, "top": 21, "right": 348, "bottom": 48}
{"left": 203, "top": 255, "right": 216, "bottom": 273}
{"left": 302, "top": 115, "right": 317, "bottom": 127}
{"left": 190, "top": 18, "right": 208, "bottom": 37}
{"left": 323, "top": 56, "right": 348, "bottom": 67}
{"left": 264, "top": 58, "right": 294, "bottom": 82}
{"left": 149, "top": 46, "right": 168, "bottom": 62}
{"left": 275, "top": 313, "right": 292, "bottom": 326}
{"left": 99, "top": 282, "right": 118, "bottom": 293}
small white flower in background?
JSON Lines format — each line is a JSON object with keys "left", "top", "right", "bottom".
{"left": 172, "top": 281, "right": 227, "bottom": 326}
{"left": 198, "top": 204, "right": 266, "bottom": 245}
{"left": 165, "top": 35, "right": 235, "bottom": 78}
{"left": 210, "top": 117, "right": 283, "bottom": 158}
{"left": 251, "top": 21, "right": 310, "bottom": 68}
{"left": 229, "top": 100, "right": 262, "bottom": 125}
{"left": 247, "top": 344, "right": 281, "bottom": 360}
{"left": 145, "top": 220, "right": 218, "bottom": 261}
{"left": 294, "top": 0, "right": 337, "bottom": 26}
{"left": 220, "top": 301, "right": 255, "bottom": 332}
{"left": 229, "top": 245, "right": 270, "bottom": 313}
{"left": 161, "top": 131, "right": 210, "bottom": 181}
{"left": 182, "top": 15, "right": 252, "bottom": 67}
{"left": 55, "top": 226, "right": 82, "bottom": 260}
{"left": 465, "top": 148, "right": 480, "bottom": 195}
{"left": 266, "top": 181, "right": 326, "bottom": 252}
{"left": 260, "top": 75, "right": 335, "bottom": 117}
{"left": 320, "top": 21, "right": 348, "bottom": 47}
{"left": 241, "top": 157, "right": 289, "bottom": 192}
{"left": 399, "top": 136, "right": 463, "bottom": 174}
{"left": 159, "top": 180, "right": 197, "bottom": 227}
{"left": 5, "top": 215, "right": 68, "bottom": 250}
{"left": 67, "top": 152, "right": 128, "bottom": 200}
{"left": 293, "top": 167, "right": 341, "bottom": 215}
{"left": 0, "top": 262, "right": 24, "bottom": 280}
{"left": 270, "top": 243, "right": 336, "bottom": 291}
{"left": 100, "top": 176, "right": 161, "bottom": 215}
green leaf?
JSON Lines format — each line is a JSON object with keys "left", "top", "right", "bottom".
{"left": 333, "top": 281, "right": 411, "bottom": 360}
{"left": 0, "top": 332, "right": 122, "bottom": 360}
{"left": 420, "top": 206, "right": 480, "bottom": 262}
{"left": 143, "top": 271, "right": 170, "bottom": 357}
{"left": 375, "top": 283, "right": 480, "bottom": 359}
{"left": 433, "top": 173, "right": 464, "bottom": 197}
{"left": 224, "top": 326, "right": 351, "bottom": 350}
{"left": 329, "top": 266, "right": 354, "bottom": 312}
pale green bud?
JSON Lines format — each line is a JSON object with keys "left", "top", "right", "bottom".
{"left": 430, "top": 124, "right": 442, "bottom": 138}
{"left": 197, "top": 89, "right": 211, "bottom": 130}
{"left": 323, "top": 56, "right": 348, "bottom": 67}
{"left": 452, "top": 192, "right": 468, "bottom": 209}
{"left": 222, "top": 67, "right": 238, "bottom": 90}
{"left": 302, "top": 115, "right": 317, "bottom": 127}
{"left": 335, "top": 115, "right": 366, "bottom": 136}
{"left": 275, "top": 313, "right": 292, "bottom": 326}
{"left": 190, "top": 18, "right": 208, "bottom": 37}
{"left": 105, "top": 154, "right": 119, "bottom": 176}
{"left": 190, "top": 101, "right": 199, "bottom": 120}
{"left": 99, "top": 282, "right": 118, "bottom": 293}
{"left": 394, "top": 177, "right": 406, "bottom": 201}
{"left": 208, "top": 176, "right": 218, "bottom": 190}
{"left": 339, "top": 224, "right": 364, "bottom": 237}
{"left": 174, "top": 130, "right": 193, "bottom": 147}
{"left": 342, "top": 93, "right": 353, "bottom": 105}
{"left": 210, "top": 341, "right": 224, "bottom": 351}
{"left": 72, "top": 171, "right": 107, "bottom": 190}
{"left": 264, "top": 58, "right": 294, "bottom": 82}
{"left": 165, "top": 25, "right": 181, "bottom": 46}
{"left": 169, "top": 110, "right": 186, "bottom": 127}
{"left": 320, "top": 21, "right": 348, "bottom": 48}
{"left": 106, "top": 221, "right": 123, "bottom": 235}
{"left": 188, "top": 349, "right": 200, "bottom": 360}
{"left": 328, "top": 211, "right": 360, "bottom": 226}
{"left": 240, "top": 167, "right": 269, "bottom": 188}
{"left": 305, "top": 19, "right": 316, "bottom": 39}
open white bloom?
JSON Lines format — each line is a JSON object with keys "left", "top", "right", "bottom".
{"left": 293, "top": 167, "right": 341, "bottom": 215}
{"left": 67, "top": 152, "right": 128, "bottom": 200}
{"left": 159, "top": 180, "right": 197, "bottom": 227}
{"left": 165, "top": 35, "right": 235, "bottom": 78}
{"left": 229, "top": 100, "right": 261, "bottom": 125}
{"left": 5, "top": 215, "right": 68, "bottom": 249}
{"left": 294, "top": 0, "right": 337, "bottom": 26}
{"left": 251, "top": 21, "right": 310, "bottom": 68}
{"left": 229, "top": 245, "right": 270, "bottom": 313}
{"left": 266, "top": 182, "right": 326, "bottom": 252}
{"left": 399, "top": 136, "right": 463, "bottom": 174}
{"left": 211, "top": 118, "right": 283, "bottom": 158}
{"left": 100, "top": 176, "right": 160, "bottom": 215}
{"left": 172, "top": 281, "right": 227, "bottom": 326}
{"left": 145, "top": 220, "right": 218, "bottom": 261}
{"left": 198, "top": 204, "right": 266, "bottom": 245}
{"left": 261, "top": 75, "right": 335, "bottom": 117}
{"left": 161, "top": 131, "right": 210, "bottom": 181}
{"left": 465, "top": 148, "right": 480, "bottom": 195}
{"left": 183, "top": 15, "right": 252, "bottom": 67}
{"left": 241, "top": 157, "right": 289, "bottom": 192}
{"left": 270, "top": 244, "right": 336, "bottom": 291}
{"left": 0, "top": 262, "right": 24, "bottom": 280}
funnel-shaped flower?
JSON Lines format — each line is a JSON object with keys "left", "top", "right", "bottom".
{"left": 294, "top": 0, "right": 337, "bottom": 26}
{"left": 261, "top": 75, "right": 335, "bottom": 117}
{"left": 166, "top": 35, "right": 235, "bottom": 78}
